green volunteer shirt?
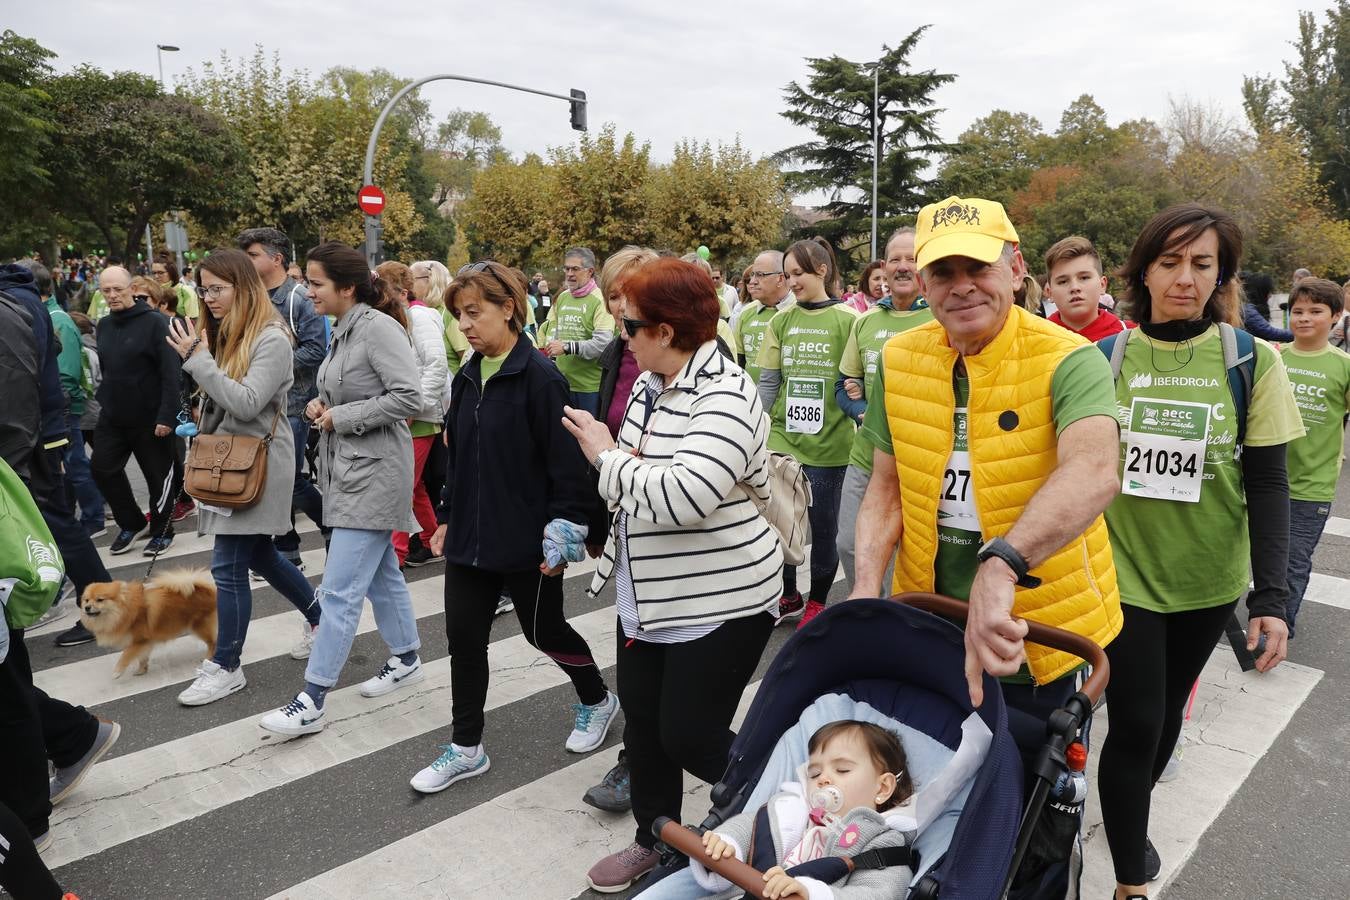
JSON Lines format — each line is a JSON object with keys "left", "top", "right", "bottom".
{"left": 733, "top": 300, "right": 790, "bottom": 385}
{"left": 174, "top": 283, "right": 200, "bottom": 320}
{"left": 863, "top": 344, "right": 1118, "bottom": 601}
{"left": 479, "top": 347, "right": 511, "bottom": 384}
{"left": 1105, "top": 326, "right": 1305, "bottom": 614}
{"left": 839, "top": 302, "right": 934, "bottom": 473}
{"left": 758, "top": 302, "right": 860, "bottom": 467}
{"left": 544, "top": 288, "right": 613, "bottom": 393}
{"left": 1281, "top": 344, "right": 1350, "bottom": 501}
{"left": 439, "top": 307, "right": 471, "bottom": 376}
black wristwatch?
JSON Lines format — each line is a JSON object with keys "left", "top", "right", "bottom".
{"left": 977, "top": 537, "right": 1042, "bottom": 589}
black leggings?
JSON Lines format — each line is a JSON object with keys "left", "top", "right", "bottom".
{"left": 618, "top": 612, "right": 774, "bottom": 848}
{"left": 444, "top": 564, "right": 607, "bottom": 746}
{"left": 1098, "top": 600, "right": 1236, "bottom": 885}
{"left": 0, "top": 798, "right": 62, "bottom": 900}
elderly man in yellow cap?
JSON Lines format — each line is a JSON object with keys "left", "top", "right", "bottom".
{"left": 848, "top": 197, "right": 1124, "bottom": 897}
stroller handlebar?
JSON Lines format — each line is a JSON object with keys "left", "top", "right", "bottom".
{"left": 655, "top": 818, "right": 769, "bottom": 898}
{"left": 890, "top": 592, "right": 1110, "bottom": 705}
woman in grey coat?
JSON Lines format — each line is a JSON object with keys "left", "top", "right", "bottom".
{"left": 260, "top": 242, "right": 425, "bottom": 738}
{"left": 166, "top": 249, "right": 322, "bottom": 707}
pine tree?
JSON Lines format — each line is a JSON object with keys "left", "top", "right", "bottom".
{"left": 776, "top": 27, "right": 954, "bottom": 263}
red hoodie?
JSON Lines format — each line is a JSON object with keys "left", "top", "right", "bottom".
{"left": 1049, "top": 309, "right": 1131, "bottom": 342}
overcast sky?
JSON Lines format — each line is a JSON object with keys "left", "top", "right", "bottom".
{"left": 15, "top": 0, "right": 1311, "bottom": 185}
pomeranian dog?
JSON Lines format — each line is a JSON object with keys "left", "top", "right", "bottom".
{"left": 80, "top": 569, "right": 217, "bottom": 677}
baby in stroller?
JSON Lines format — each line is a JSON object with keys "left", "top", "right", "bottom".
{"left": 696, "top": 720, "right": 916, "bottom": 899}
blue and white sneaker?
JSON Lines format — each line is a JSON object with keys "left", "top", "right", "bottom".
{"left": 566, "top": 691, "right": 619, "bottom": 753}
{"left": 259, "top": 691, "right": 325, "bottom": 737}
{"left": 359, "top": 655, "right": 425, "bottom": 698}
{"left": 410, "top": 744, "right": 490, "bottom": 793}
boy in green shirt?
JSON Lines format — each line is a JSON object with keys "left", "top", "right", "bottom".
{"left": 1281, "top": 277, "right": 1350, "bottom": 636}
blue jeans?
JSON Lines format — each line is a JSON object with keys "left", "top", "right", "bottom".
{"left": 305, "top": 527, "right": 421, "bottom": 687}
{"left": 274, "top": 414, "right": 326, "bottom": 555}
{"left": 63, "top": 414, "right": 104, "bottom": 530}
{"left": 782, "top": 464, "right": 847, "bottom": 602}
{"left": 1285, "top": 499, "right": 1330, "bottom": 637}
{"left": 211, "top": 533, "right": 320, "bottom": 670}
{"left": 569, "top": 391, "right": 600, "bottom": 417}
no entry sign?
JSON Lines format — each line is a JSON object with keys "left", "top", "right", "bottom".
{"left": 357, "top": 184, "right": 386, "bottom": 216}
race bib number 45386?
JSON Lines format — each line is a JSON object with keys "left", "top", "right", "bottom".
{"left": 1121, "top": 397, "right": 1211, "bottom": 503}
{"left": 785, "top": 377, "right": 825, "bottom": 434}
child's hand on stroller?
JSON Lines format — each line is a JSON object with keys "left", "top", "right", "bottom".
{"left": 701, "top": 830, "right": 737, "bottom": 860}
{"left": 762, "top": 866, "right": 807, "bottom": 898}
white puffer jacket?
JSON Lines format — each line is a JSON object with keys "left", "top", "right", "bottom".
{"left": 408, "top": 303, "right": 449, "bottom": 424}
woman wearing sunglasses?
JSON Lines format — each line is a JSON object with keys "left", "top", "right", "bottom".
{"left": 412, "top": 261, "right": 615, "bottom": 794}
{"left": 562, "top": 258, "right": 782, "bottom": 893}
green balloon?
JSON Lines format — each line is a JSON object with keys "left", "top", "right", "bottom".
{"left": 66, "top": 243, "right": 74, "bottom": 251}
{"left": 204, "top": 250, "right": 210, "bottom": 257}
{"left": 137, "top": 253, "right": 143, "bottom": 260}
{"left": 696, "top": 245, "right": 710, "bottom": 260}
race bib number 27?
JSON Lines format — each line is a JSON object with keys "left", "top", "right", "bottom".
{"left": 1122, "top": 397, "right": 1211, "bottom": 503}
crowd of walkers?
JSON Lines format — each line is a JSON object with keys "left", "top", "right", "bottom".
{"left": 2, "top": 195, "right": 1341, "bottom": 900}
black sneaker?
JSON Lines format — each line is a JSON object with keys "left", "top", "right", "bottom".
{"left": 143, "top": 533, "right": 175, "bottom": 556}
{"left": 1144, "top": 837, "right": 1161, "bottom": 881}
{"left": 54, "top": 621, "right": 96, "bottom": 647}
{"left": 403, "top": 544, "right": 442, "bottom": 568}
{"left": 109, "top": 525, "right": 148, "bottom": 555}
{"left": 583, "top": 756, "right": 632, "bottom": 812}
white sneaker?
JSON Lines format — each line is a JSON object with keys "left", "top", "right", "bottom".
{"left": 495, "top": 593, "right": 515, "bottom": 616}
{"left": 566, "top": 691, "right": 620, "bottom": 753}
{"left": 290, "top": 621, "right": 317, "bottom": 660}
{"left": 259, "top": 691, "right": 325, "bottom": 736}
{"left": 359, "top": 655, "right": 426, "bottom": 698}
{"left": 410, "top": 744, "right": 491, "bottom": 793}
{"left": 177, "top": 661, "right": 247, "bottom": 706}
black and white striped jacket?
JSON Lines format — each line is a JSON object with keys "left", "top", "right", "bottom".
{"left": 588, "top": 340, "right": 784, "bottom": 632}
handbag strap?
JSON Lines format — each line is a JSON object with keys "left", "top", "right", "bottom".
{"left": 261, "top": 401, "right": 283, "bottom": 446}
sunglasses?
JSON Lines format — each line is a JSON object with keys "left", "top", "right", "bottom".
{"left": 457, "top": 261, "right": 518, "bottom": 299}
{"left": 133, "top": 294, "right": 151, "bottom": 303}
{"left": 622, "top": 317, "right": 654, "bottom": 338}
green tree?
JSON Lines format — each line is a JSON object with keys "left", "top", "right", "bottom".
{"left": 422, "top": 109, "right": 509, "bottom": 209}
{"left": 0, "top": 30, "right": 58, "bottom": 257}
{"left": 43, "top": 66, "right": 250, "bottom": 263}
{"left": 1281, "top": 3, "right": 1350, "bottom": 217}
{"left": 776, "top": 29, "right": 954, "bottom": 261}
{"left": 548, "top": 124, "right": 654, "bottom": 259}
{"left": 460, "top": 153, "right": 555, "bottom": 267}
{"left": 937, "top": 110, "right": 1049, "bottom": 206}
{"left": 644, "top": 140, "right": 788, "bottom": 264}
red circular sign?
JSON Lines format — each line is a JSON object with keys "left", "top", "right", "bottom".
{"left": 357, "top": 184, "right": 386, "bottom": 215}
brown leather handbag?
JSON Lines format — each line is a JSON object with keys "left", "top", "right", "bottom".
{"left": 183, "top": 403, "right": 283, "bottom": 510}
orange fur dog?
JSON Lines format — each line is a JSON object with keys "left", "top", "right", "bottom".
{"left": 80, "top": 569, "right": 217, "bottom": 677}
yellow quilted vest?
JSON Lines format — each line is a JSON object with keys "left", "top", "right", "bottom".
{"left": 882, "top": 305, "right": 1122, "bottom": 683}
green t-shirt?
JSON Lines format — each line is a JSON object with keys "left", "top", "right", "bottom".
{"left": 174, "top": 283, "right": 199, "bottom": 321}
{"left": 863, "top": 344, "right": 1119, "bottom": 600}
{"left": 439, "top": 307, "right": 471, "bottom": 376}
{"left": 758, "top": 302, "right": 860, "bottom": 467}
{"left": 1105, "top": 327, "right": 1305, "bottom": 613}
{"left": 479, "top": 348, "right": 511, "bottom": 384}
{"left": 840, "top": 302, "right": 934, "bottom": 473}
{"left": 544, "top": 288, "right": 613, "bottom": 393}
{"left": 733, "top": 299, "right": 791, "bottom": 385}
{"left": 1281, "top": 344, "right": 1350, "bottom": 501}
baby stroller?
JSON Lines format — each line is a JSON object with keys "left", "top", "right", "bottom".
{"left": 643, "top": 594, "right": 1108, "bottom": 900}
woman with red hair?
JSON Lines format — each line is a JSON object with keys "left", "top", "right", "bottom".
{"left": 562, "top": 258, "right": 783, "bottom": 893}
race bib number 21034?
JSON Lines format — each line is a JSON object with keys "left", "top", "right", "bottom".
{"left": 1121, "top": 397, "right": 1211, "bottom": 503}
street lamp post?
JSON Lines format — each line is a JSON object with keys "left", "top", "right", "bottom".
{"left": 156, "top": 44, "right": 179, "bottom": 90}
{"left": 360, "top": 74, "right": 588, "bottom": 266}
{"left": 870, "top": 61, "right": 880, "bottom": 262}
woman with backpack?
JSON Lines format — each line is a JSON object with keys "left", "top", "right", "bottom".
{"left": 1095, "top": 204, "right": 1302, "bottom": 900}
{"left": 562, "top": 258, "right": 782, "bottom": 894}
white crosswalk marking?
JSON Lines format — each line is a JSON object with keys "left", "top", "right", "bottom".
{"left": 35, "top": 534, "right": 1336, "bottom": 899}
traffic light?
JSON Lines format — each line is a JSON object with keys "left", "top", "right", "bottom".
{"left": 569, "top": 89, "right": 587, "bottom": 132}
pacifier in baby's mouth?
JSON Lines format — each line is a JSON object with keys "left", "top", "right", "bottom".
{"left": 808, "top": 785, "right": 843, "bottom": 824}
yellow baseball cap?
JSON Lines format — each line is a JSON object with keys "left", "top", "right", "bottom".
{"left": 914, "top": 196, "right": 1020, "bottom": 271}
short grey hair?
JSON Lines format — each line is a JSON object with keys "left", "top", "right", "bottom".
{"left": 15, "top": 259, "right": 53, "bottom": 295}
{"left": 564, "top": 246, "right": 596, "bottom": 269}
{"left": 755, "top": 249, "right": 784, "bottom": 270}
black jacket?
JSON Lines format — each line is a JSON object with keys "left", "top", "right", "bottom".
{"left": 436, "top": 336, "right": 594, "bottom": 572}
{"left": 94, "top": 301, "right": 181, "bottom": 428}
{"left": 0, "top": 294, "right": 39, "bottom": 479}
{"left": 596, "top": 333, "right": 735, "bottom": 427}
{"left": 0, "top": 265, "right": 67, "bottom": 445}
